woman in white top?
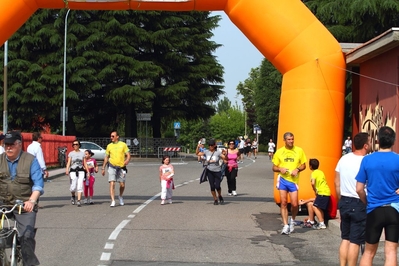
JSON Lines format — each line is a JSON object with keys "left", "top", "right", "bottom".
{"left": 251, "top": 138, "right": 258, "bottom": 159}
{"left": 268, "top": 139, "right": 276, "bottom": 160}
{"left": 66, "top": 140, "right": 88, "bottom": 207}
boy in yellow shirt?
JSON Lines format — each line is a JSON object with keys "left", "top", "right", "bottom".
{"left": 309, "top": 158, "right": 331, "bottom": 230}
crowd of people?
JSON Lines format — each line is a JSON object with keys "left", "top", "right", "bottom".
{"left": 3, "top": 126, "right": 399, "bottom": 265}
{"left": 271, "top": 127, "right": 399, "bottom": 266}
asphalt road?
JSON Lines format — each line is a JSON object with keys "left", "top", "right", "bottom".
{"left": 35, "top": 155, "right": 390, "bottom": 266}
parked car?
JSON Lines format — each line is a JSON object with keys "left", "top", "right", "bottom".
{"left": 217, "top": 144, "right": 226, "bottom": 153}
{"left": 79, "top": 141, "right": 106, "bottom": 161}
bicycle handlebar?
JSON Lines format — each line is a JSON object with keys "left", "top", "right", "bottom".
{"left": 0, "top": 200, "right": 24, "bottom": 214}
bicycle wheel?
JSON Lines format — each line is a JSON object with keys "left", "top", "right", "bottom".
{"left": 0, "top": 247, "right": 9, "bottom": 266}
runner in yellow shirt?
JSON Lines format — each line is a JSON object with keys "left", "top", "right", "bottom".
{"left": 272, "top": 132, "right": 307, "bottom": 235}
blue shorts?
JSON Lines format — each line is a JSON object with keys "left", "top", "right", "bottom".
{"left": 339, "top": 196, "right": 366, "bottom": 245}
{"left": 276, "top": 176, "right": 298, "bottom": 192}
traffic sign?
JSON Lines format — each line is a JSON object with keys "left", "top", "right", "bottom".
{"left": 174, "top": 122, "right": 181, "bottom": 129}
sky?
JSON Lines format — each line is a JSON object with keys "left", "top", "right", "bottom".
{"left": 211, "top": 11, "right": 264, "bottom": 108}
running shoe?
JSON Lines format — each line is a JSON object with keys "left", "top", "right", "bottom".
{"left": 71, "top": 197, "right": 75, "bottom": 205}
{"left": 218, "top": 196, "right": 224, "bottom": 204}
{"left": 168, "top": 199, "right": 172, "bottom": 204}
{"left": 110, "top": 201, "right": 116, "bottom": 207}
{"left": 281, "top": 225, "right": 290, "bottom": 235}
{"left": 77, "top": 201, "right": 81, "bottom": 207}
{"left": 118, "top": 196, "right": 124, "bottom": 206}
{"left": 289, "top": 218, "right": 295, "bottom": 233}
{"left": 232, "top": 191, "right": 237, "bottom": 196}
{"left": 313, "top": 223, "right": 327, "bottom": 230}
{"left": 161, "top": 200, "right": 165, "bottom": 205}
{"left": 214, "top": 200, "right": 218, "bottom": 205}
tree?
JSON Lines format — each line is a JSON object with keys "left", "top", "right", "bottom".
{"left": 216, "top": 96, "right": 231, "bottom": 114}
{"left": 0, "top": 10, "right": 224, "bottom": 137}
{"left": 254, "top": 59, "right": 282, "bottom": 143}
{"left": 305, "top": 0, "right": 399, "bottom": 42}
{"left": 236, "top": 67, "right": 259, "bottom": 137}
{"left": 209, "top": 105, "right": 244, "bottom": 142}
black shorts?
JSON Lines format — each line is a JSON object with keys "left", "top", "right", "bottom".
{"left": 365, "top": 205, "right": 399, "bottom": 244}
{"left": 238, "top": 148, "right": 245, "bottom": 154}
{"left": 313, "top": 195, "right": 330, "bottom": 210}
{"left": 339, "top": 196, "right": 366, "bottom": 244}
{"left": 244, "top": 146, "right": 251, "bottom": 154}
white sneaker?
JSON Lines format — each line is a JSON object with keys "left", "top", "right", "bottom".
{"left": 281, "top": 225, "right": 290, "bottom": 235}
{"left": 161, "top": 200, "right": 165, "bottom": 205}
{"left": 232, "top": 191, "right": 237, "bottom": 196}
{"left": 168, "top": 199, "right": 172, "bottom": 204}
{"left": 314, "top": 223, "right": 327, "bottom": 230}
{"left": 110, "top": 201, "right": 115, "bottom": 207}
{"left": 118, "top": 196, "right": 124, "bottom": 206}
{"left": 84, "top": 198, "right": 89, "bottom": 204}
{"left": 289, "top": 218, "right": 295, "bottom": 233}
{"left": 227, "top": 193, "right": 233, "bottom": 196}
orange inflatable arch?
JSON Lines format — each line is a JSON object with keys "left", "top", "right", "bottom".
{"left": 0, "top": 0, "right": 346, "bottom": 208}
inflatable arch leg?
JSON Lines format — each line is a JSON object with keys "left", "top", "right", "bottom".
{"left": 0, "top": 0, "right": 345, "bottom": 210}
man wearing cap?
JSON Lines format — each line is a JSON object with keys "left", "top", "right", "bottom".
{"left": 0, "top": 131, "right": 44, "bottom": 265}
{"left": 27, "top": 132, "right": 49, "bottom": 179}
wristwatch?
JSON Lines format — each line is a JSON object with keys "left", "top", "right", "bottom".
{"left": 29, "top": 199, "right": 37, "bottom": 205}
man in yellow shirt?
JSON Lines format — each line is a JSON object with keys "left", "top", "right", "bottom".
{"left": 102, "top": 131, "right": 131, "bottom": 207}
{"left": 272, "top": 132, "right": 307, "bottom": 235}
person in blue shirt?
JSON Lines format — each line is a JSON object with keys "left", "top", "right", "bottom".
{"left": 356, "top": 126, "right": 399, "bottom": 266}
{"left": 0, "top": 131, "right": 44, "bottom": 266}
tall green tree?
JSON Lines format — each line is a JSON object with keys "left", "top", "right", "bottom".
{"left": 0, "top": 10, "right": 224, "bottom": 137}
{"left": 209, "top": 106, "right": 244, "bottom": 142}
{"left": 254, "top": 59, "right": 282, "bottom": 143}
{"left": 132, "top": 11, "right": 224, "bottom": 138}
{"left": 236, "top": 67, "right": 259, "bottom": 136}
{"left": 216, "top": 96, "right": 231, "bottom": 114}
{"left": 305, "top": 0, "right": 399, "bottom": 42}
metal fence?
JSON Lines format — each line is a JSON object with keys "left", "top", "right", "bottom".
{"left": 78, "top": 137, "right": 180, "bottom": 158}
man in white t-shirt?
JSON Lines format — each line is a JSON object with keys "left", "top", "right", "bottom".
{"left": 27, "top": 132, "right": 49, "bottom": 179}
{"left": 344, "top": 136, "right": 352, "bottom": 154}
{"left": 238, "top": 136, "right": 245, "bottom": 163}
{"left": 335, "top": 132, "right": 371, "bottom": 266}
{"left": 267, "top": 139, "right": 275, "bottom": 160}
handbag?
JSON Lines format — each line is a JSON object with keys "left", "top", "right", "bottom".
{"left": 199, "top": 167, "right": 208, "bottom": 184}
{"left": 199, "top": 151, "right": 215, "bottom": 184}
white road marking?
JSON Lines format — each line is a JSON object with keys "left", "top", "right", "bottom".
{"left": 98, "top": 160, "right": 255, "bottom": 265}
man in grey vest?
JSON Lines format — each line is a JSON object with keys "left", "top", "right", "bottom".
{"left": 0, "top": 131, "right": 44, "bottom": 265}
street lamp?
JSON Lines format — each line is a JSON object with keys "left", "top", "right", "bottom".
{"left": 242, "top": 87, "right": 255, "bottom": 138}
{"left": 3, "top": 41, "right": 8, "bottom": 134}
{"left": 62, "top": 9, "right": 71, "bottom": 136}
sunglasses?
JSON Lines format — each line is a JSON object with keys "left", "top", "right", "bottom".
{"left": 229, "top": 143, "right": 235, "bottom": 145}
{"left": 72, "top": 143, "right": 79, "bottom": 146}
{"left": 110, "top": 135, "right": 116, "bottom": 138}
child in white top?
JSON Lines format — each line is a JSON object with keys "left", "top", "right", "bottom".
{"left": 159, "top": 155, "right": 174, "bottom": 205}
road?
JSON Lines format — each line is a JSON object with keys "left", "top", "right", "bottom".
{"left": 35, "top": 155, "right": 389, "bottom": 266}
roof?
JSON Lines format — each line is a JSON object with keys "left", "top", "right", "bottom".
{"left": 345, "top": 27, "right": 399, "bottom": 66}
